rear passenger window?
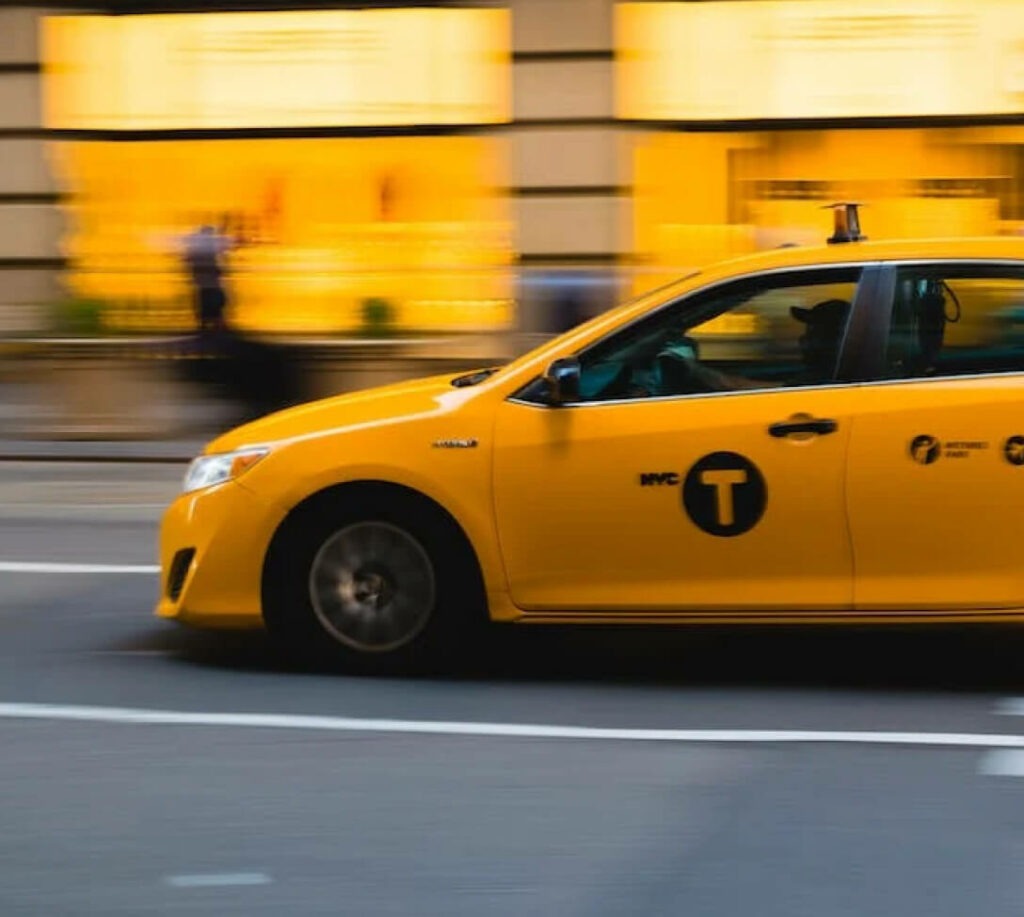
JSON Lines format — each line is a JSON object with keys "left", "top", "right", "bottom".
{"left": 885, "top": 266, "right": 1024, "bottom": 379}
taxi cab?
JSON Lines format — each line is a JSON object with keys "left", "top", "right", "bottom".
{"left": 157, "top": 205, "right": 1024, "bottom": 672}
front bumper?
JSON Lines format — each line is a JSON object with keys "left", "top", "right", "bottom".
{"left": 155, "top": 480, "right": 279, "bottom": 628}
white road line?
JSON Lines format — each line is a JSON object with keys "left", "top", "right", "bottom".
{"left": 165, "top": 873, "right": 272, "bottom": 889}
{"left": 0, "top": 562, "right": 159, "bottom": 575}
{"left": 978, "top": 750, "right": 1024, "bottom": 776}
{"left": 980, "top": 700, "right": 1024, "bottom": 775}
{"left": 1, "top": 701, "right": 1024, "bottom": 748}
{"left": 994, "top": 698, "right": 1024, "bottom": 717}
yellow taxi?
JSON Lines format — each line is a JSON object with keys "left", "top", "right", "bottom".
{"left": 157, "top": 206, "right": 1024, "bottom": 672}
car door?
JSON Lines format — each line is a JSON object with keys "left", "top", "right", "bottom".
{"left": 847, "top": 261, "right": 1024, "bottom": 612}
{"left": 492, "top": 266, "right": 874, "bottom": 615}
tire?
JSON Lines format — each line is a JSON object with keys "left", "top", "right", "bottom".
{"left": 262, "top": 487, "right": 485, "bottom": 674}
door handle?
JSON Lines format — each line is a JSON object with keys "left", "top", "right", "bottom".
{"left": 768, "top": 418, "right": 838, "bottom": 438}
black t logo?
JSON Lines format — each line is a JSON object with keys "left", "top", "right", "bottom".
{"left": 682, "top": 452, "right": 766, "bottom": 537}
{"left": 910, "top": 435, "right": 940, "bottom": 465}
{"left": 1005, "top": 436, "right": 1024, "bottom": 466}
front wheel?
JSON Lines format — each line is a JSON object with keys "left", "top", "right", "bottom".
{"left": 309, "top": 520, "right": 435, "bottom": 654}
{"left": 263, "top": 491, "right": 484, "bottom": 674}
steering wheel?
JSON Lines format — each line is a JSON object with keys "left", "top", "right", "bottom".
{"left": 600, "top": 361, "right": 642, "bottom": 398}
{"left": 655, "top": 352, "right": 698, "bottom": 395}
{"left": 578, "top": 361, "right": 638, "bottom": 400}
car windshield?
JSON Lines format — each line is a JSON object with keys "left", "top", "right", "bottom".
{"left": 476, "top": 272, "right": 703, "bottom": 385}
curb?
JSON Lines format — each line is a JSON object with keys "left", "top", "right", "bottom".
{"left": 0, "top": 454, "right": 192, "bottom": 464}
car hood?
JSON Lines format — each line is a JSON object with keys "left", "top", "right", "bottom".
{"left": 206, "top": 371, "right": 480, "bottom": 453}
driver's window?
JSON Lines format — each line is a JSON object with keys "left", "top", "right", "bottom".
{"left": 576, "top": 268, "right": 861, "bottom": 402}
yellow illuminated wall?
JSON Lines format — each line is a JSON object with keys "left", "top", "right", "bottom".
{"left": 632, "top": 128, "right": 1024, "bottom": 291}
{"left": 44, "top": 9, "right": 510, "bottom": 130}
{"left": 617, "top": 0, "right": 1024, "bottom": 121}
{"left": 51, "top": 138, "right": 514, "bottom": 333}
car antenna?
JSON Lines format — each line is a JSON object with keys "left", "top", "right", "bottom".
{"left": 823, "top": 202, "right": 866, "bottom": 244}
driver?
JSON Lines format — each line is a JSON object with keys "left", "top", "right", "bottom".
{"left": 790, "top": 298, "right": 850, "bottom": 383}
{"left": 654, "top": 297, "right": 850, "bottom": 394}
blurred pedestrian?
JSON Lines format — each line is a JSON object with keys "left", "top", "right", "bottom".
{"left": 178, "top": 217, "right": 307, "bottom": 423}
{"left": 182, "top": 221, "right": 234, "bottom": 338}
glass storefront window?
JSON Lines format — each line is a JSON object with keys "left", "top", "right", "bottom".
{"left": 49, "top": 137, "right": 514, "bottom": 334}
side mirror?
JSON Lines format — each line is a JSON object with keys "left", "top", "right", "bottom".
{"left": 543, "top": 357, "right": 581, "bottom": 405}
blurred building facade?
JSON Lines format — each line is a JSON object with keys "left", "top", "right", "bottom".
{"left": 5, "top": 0, "right": 1024, "bottom": 336}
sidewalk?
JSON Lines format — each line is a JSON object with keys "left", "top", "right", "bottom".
{"left": 0, "top": 376, "right": 230, "bottom": 458}
{"left": 0, "top": 453, "right": 187, "bottom": 523}
{"left": 0, "top": 333, "right": 524, "bottom": 458}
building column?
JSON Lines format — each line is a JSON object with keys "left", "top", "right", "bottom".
{"left": 508, "top": 0, "right": 629, "bottom": 334}
{"left": 0, "top": 6, "right": 62, "bottom": 335}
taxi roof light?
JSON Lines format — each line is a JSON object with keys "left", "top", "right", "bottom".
{"left": 824, "top": 202, "right": 865, "bottom": 245}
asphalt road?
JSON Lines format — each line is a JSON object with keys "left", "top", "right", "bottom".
{"left": 4, "top": 461, "right": 1024, "bottom": 915}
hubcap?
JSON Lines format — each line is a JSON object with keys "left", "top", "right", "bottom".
{"left": 308, "top": 522, "right": 435, "bottom": 653}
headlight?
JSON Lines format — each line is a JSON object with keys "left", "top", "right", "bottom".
{"left": 183, "top": 448, "right": 269, "bottom": 494}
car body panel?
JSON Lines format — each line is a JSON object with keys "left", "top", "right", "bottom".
{"left": 157, "top": 480, "right": 278, "bottom": 627}
{"left": 493, "top": 386, "right": 857, "bottom": 612}
{"left": 847, "top": 374, "right": 1024, "bottom": 610}
{"left": 160, "top": 375, "right": 516, "bottom": 626}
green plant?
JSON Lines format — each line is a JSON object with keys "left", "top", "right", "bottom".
{"left": 360, "top": 297, "right": 396, "bottom": 338}
{"left": 50, "top": 298, "right": 109, "bottom": 336}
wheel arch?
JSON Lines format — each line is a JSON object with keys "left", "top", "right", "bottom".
{"left": 261, "top": 479, "right": 489, "bottom": 620}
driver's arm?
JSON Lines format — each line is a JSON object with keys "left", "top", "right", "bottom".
{"left": 690, "top": 364, "right": 773, "bottom": 391}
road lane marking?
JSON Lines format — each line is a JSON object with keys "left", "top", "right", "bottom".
{"left": 1, "top": 702, "right": 1023, "bottom": 748}
{"left": 0, "top": 562, "right": 159, "bottom": 575}
{"left": 994, "top": 699, "right": 1024, "bottom": 716}
{"left": 165, "top": 873, "right": 272, "bottom": 888}
{"left": 978, "top": 750, "right": 1024, "bottom": 776}
{"left": 980, "top": 701, "right": 1024, "bottom": 775}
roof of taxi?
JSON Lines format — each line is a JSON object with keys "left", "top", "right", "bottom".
{"left": 698, "top": 236, "right": 1024, "bottom": 282}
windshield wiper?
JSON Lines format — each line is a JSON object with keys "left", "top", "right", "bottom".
{"left": 451, "top": 367, "right": 500, "bottom": 388}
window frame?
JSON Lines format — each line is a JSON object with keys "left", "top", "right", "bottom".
{"left": 511, "top": 262, "right": 886, "bottom": 407}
